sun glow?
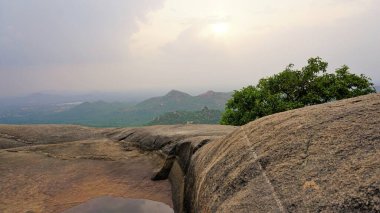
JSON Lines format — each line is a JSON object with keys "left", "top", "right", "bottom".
{"left": 211, "top": 22, "right": 230, "bottom": 35}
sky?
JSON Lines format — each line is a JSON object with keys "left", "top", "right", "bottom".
{"left": 0, "top": 0, "right": 379, "bottom": 97}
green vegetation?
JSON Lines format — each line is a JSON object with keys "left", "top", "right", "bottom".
{"left": 146, "top": 107, "right": 222, "bottom": 125}
{"left": 221, "top": 57, "right": 376, "bottom": 126}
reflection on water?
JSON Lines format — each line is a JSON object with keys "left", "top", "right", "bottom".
{"left": 63, "top": 196, "right": 173, "bottom": 213}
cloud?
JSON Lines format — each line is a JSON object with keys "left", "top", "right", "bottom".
{"left": 134, "top": 0, "right": 380, "bottom": 90}
{"left": 0, "top": 0, "right": 379, "bottom": 97}
{"left": 0, "top": 0, "right": 164, "bottom": 68}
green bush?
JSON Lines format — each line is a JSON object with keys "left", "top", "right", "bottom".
{"left": 221, "top": 57, "right": 376, "bottom": 126}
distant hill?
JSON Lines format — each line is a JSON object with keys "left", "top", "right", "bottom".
{"left": 146, "top": 107, "right": 222, "bottom": 125}
{"left": 123, "top": 90, "right": 230, "bottom": 125}
{"left": 375, "top": 86, "right": 380, "bottom": 92}
{"left": 0, "top": 90, "right": 232, "bottom": 127}
{"left": 136, "top": 90, "right": 231, "bottom": 111}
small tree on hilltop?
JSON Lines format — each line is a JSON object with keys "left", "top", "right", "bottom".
{"left": 221, "top": 57, "right": 376, "bottom": 126}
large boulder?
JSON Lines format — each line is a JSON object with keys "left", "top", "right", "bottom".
{"left": 184, "top": 93, "right": 380, "bottom": 212}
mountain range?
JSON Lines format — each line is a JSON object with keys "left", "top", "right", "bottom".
{"left": 0, "top": 90, "right": 232, "bottom": 127}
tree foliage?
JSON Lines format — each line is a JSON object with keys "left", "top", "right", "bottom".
{"left": 221, "top": 57, "right": 376, "bottom": 126}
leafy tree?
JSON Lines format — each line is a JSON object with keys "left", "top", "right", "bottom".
{"left": 221, "top": 57, "right": 376, "bottom": 125}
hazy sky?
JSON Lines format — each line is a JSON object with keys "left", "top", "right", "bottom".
{"left": 1, "top": 0, "right": 379, "bottom": 97}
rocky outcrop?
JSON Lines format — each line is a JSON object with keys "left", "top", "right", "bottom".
{"left": 148, "top": 94, "right": 380, "bottom": 212}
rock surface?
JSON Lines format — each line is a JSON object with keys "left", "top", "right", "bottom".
{"left": 0, "top": 129, "right": 172, "bottom": 213}
{"left": 0, "top": 124, "right": 236, "bottom": 213}
{"left": 108, "top": 124, "right": 237, "bottom": 155}
{"left": 0, "top": 124, "right": 104, "bottom": 149}
{"left": 184, "top": 93, "right": 380, "bottom": 212}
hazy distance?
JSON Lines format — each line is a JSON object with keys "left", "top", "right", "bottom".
{"left": 1, "top": 0, "right": 379, "bottom": 98}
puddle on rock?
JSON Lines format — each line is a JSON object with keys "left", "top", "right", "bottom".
{"left": 62, "top": 196, "right": 174, "bottom": 213}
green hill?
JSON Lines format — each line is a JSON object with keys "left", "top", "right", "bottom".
{"left": 121, "top": 90, "right": 231, "bottom": 125}
{"left": 146, "top": 107, "right": 222, "bottom": 125}
{"left": 135, "top": 90, "right": 230, "bottom": 111}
